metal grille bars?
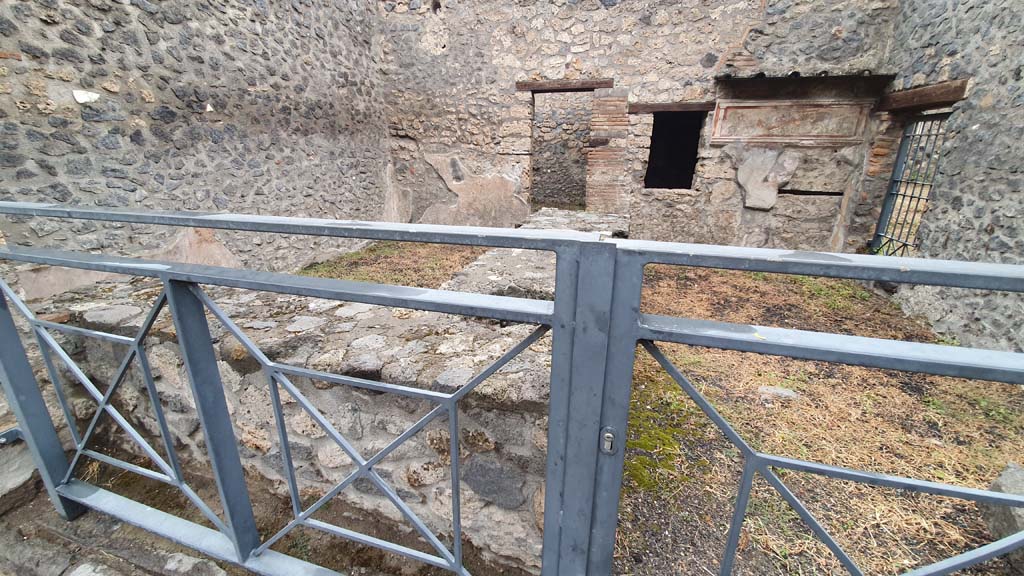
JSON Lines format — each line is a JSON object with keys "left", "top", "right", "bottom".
{"left": 1, "top": 201, "right": 1023, "bottom": 576}
{"left": 872, "top": 113, "right": 950, "bottom": 256}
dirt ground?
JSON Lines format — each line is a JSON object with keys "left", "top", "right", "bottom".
{"left": 614, "top": 266, "right": 1023, "bottom": 575}
{"left": 300, "top": 242, "right": 1024, "bottom": 575}
{"left": 301, "top": 241, "right": 486, "bottom": 288}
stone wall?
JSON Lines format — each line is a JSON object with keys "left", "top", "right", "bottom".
{"left": 61, "top": 286, "right": 549, "bottom": 574}
{"left": 376, "top": 1, "right": 897, "bottom": 249}
{"left": 628, "top": 77, "right": 895, "bottom": 250}
{"left": 887, "top": 0, "right": 1024, "bottom": 352}
{"left": 0, "top": 0, "right": 391, "bottom": 296}
{"left": 530, "top": 91, "right": 590, "bottom": 209}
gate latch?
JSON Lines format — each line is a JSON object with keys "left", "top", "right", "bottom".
{"left": 600, "top": 427, "right": 617, "bottom": 455}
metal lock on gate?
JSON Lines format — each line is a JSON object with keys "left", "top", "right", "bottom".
{"left": 600, "top": 426, "right": 617, "bottom": 455}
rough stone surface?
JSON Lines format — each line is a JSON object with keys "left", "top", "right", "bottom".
{"left": 627, "top": 78, "right": 887, "bottom": 250}
{"left": 0, "top": 209, "right": 613, "bottom": 574}
{"left": 979, "top": 463, "right": 1024, "bottom": 573}
{"left": 82, "top": 304, "right": 142, "bottom": 328}
{"left": 463, "top": 453, "right": 527, "bottom": 510}
{"left": 0, "top": 0, "right": 391, "bottom": 281}
{"left": 728, "top": 145, "right": 802, "bottom": 210}
{"left": 758, "top": 385, "right": 801, "bottom": 403}
{"left": 888, "top": 0, "right": 1024, "bottom": 353}
{"left": 67, "top": 564, "right": 129, "bottom": 576}
{"left": 285, "top": 315, "right": 327, "bottom": 334}
{"left": 531, "top": 92, "right": 591, "bottom": 209}
{"left": 379, "top": 0, "right": 900, "bottom": 233}
{"left": 417, "top": 152, "right": 530, "bottom": 228}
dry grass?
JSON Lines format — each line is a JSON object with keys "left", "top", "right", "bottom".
{"left": 616, "top": 266, "right": 1023, "bottom": 574}
{"left": 300, "top": 241, "right": 486, "bottom": 288}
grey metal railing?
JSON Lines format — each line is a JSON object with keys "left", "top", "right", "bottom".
{"left": 0, "top": 201, "right": 1021, "bottom": 576}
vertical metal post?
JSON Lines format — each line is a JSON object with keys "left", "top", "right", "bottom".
{"left": 586, "top": 249, "right": 646, "bottom": 574}
{"left": 163, "top": 279, "right": 259, "bottom": 561}
{"left": 550, "top": 242, "right": 619, "bottom": 575}
{"left": 541, "top": 245, "right": 581, "bottom": 575}
{"left": 0, "top": 290, "right": 85, "bottom": 520}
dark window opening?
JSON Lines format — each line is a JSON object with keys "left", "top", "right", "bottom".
{"left": 644, "top": 111, "right": 705, "bottom": 189}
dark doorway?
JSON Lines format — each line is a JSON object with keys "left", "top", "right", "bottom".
{"left": 530, "top": 91, "right": 592, "bottom": 210}
{"left": 644, "top": 111, "right": 705, "bottom": 189}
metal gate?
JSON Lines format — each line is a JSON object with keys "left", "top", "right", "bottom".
{"left": 871, "top": 113, "right": 950, "bottom": 256}
{"left": 1, "top": 201, "right": 1022, "bottom": 576}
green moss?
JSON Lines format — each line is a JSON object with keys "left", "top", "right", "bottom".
{"left": 970, "top": 395, "right": 1017, "bottom": 427}
{"left": 299, "top": 241, "right": 484, "bottom": 288}
{"left": 923, "top": 395, "right": 948, "bottom": 414}
{"left": 623, "top": 354, "right": 709, "bottom": 495}
{"left": 787, "top": 275, "right": 872, "bottom": 311}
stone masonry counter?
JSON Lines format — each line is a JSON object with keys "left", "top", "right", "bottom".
{"left": 0, "top": 208, "right": 625, "bottom": 575}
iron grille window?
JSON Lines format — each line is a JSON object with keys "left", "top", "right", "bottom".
{"left": 871, "top": 113, "right": 950, "bottom": 256}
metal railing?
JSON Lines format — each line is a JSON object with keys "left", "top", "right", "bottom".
{"left": 0, "top": 201, "right": 1022, "bottom": 576}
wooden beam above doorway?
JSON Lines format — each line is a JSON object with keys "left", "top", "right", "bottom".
{"left": 628, "top": 101, "right": 716, "bottom": 114}
{"left": 515, "top": 78, "right": 615, "bottom": 93}
{"left": 878, "top": 79, "right": 969, "bottom": 112}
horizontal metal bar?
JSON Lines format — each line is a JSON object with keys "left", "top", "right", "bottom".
{"left": 270, "top": 363, "right": 451, "bottom": 402}
{"left": 614, "top": 240, "right": 1024, "bottom": 291}
{"left": 304, "top": 518, "right": 453, "bottom": 571}
{"left": 33, "top": 320, "right": 135, "bottom": 345}
{"left": 55, "top": 480, "right": 343, "bottom": 576}
{"left": 0, "top": 201, "right": 597, "bottom": 249}
{"left": 900, "top": 530, "right": 1024, "bottom": 576}
{"left": 760, "top": 454, "right": 1024, "bottom": 508}
{"left": 0, "top": 427, "right": 23, "bottom": 445}
{"left": 639, "top": 314, "right": 1024, "bottom": 385}
{"left": 0, "top": 247, "right": 554, "bottom": 325}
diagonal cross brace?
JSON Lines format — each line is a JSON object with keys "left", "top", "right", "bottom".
{"left": 60, "top": 292, "right": 174, "bottom": 484}
{"left": 0, "top": 280, "right": 176, "bottom": 482}
{"left": 0, "top": 281, "right": 229, "bottom": 534}
{"left": 644, "top": 340, "right": 1024, "bottom": 576}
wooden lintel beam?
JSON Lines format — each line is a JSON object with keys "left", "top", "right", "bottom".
{"left": 878, "top": 79, "right": 969, "bottom": 112}
{"left": 515, "top": 78, "right": 615, "bottom": 93}
{"left": 627, "top": 101, "right": 716, "bottom": 114}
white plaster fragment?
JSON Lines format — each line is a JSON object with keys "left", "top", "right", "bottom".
{"left": 72, "top": 90, "right": 100, "bottom": 104}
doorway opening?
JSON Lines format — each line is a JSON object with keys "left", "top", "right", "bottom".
{"left": 644, "top": 111, "right": 705, "bottom": 189}
{"left": 530, "top": 91, "right": 593, "bottom": 210}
